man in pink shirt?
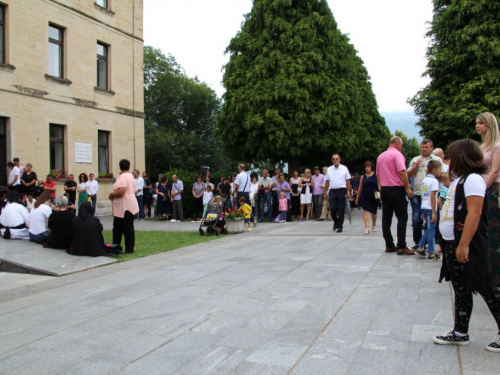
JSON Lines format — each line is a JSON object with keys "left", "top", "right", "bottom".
{"left": 109, "top": 159, "right": 139, "bottom": 253}
{"left": 376, "top": 136, "right": 414, "bottom": 255}
{"left": 311, "top": 166, "right": 324, "bottom": 220}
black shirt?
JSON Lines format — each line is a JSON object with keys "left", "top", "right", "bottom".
{"left": 21, "top": 171, "right": 38, "bottom": 192}
{"left": 220, "top": 182, "right": 231, "bottom": 197}
{"left": 143, "top": 178, "right": 152, "bottom": 196}
{"left": 48, "top": 210, "right": 75, "bottom": 249}
{"left": 64, "top": 180, "right": 77, "bottom": 203}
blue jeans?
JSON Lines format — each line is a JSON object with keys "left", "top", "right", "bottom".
{"left": 418, "top": 208, "right": 436, "bottom": 254}
{"left": 29, "top": 230, "right": 50, "bottom": 243}
{"left": 260, "top": 193, "right": 272, "bottom": 220}
{"left": 90, "top": 195, "right": 97, "bottom": 215}
{"left": 411, "top": 195, "right": 423, "bottom": 245}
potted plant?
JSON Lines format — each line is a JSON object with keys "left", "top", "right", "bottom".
{"left": 225, "top": 208, "right": 245, "bottom": 233}
{"left": 98, "top": 172, "right": 114, "bottom": 180}
{"left": 50, "top": 167, "right": 66, "bottom": 180}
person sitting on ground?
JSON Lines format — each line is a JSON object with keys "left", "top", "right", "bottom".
{"left": 0, "top": 187, "right": 9, "bottom": 215}
{"left": 19, "top": 192, "right": 28, "bottom": 208}
{"left": 26, "top": 192, "right": 36, "bottom": 212}
{"left": 69, "top": 201, "right": 105, "bottom": 257}
{"left": 28, "top": 191, "right": 53, "bottom": 243}
{"left": 0, "top": 190, "right": 30, "bottom": 239}
{"left": 47, "top": 196, "right": 75, "bottom": 250}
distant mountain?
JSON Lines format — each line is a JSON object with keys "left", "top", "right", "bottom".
{"left": 381, "top": 111, "right": 422, "bottom": 141}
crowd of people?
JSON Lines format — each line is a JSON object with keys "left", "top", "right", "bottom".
{"left": 0, "top": 158, "right": 141, "bottom": 256}
{"left": 2, "top": 111, "right": 500, "bottom": 352}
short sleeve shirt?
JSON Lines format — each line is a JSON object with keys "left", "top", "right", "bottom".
{"left": 43, "top": 180, "right": 57, "bottom": 198}
{"left": 439, "top": 174, "right": 487, "bottom": 240}
{"left": 325, "top": 164, "right": 351, "bottom": 189}
{"left": 112, "top": 172, "right": 139, "bottom": 218}
{"left": 311, "top": 173, "right": 325, "bottom": 195}
{"left": 408, "top": 154, "right": 445, "bottom": 195}
{"left": 420, "top": 175, "right": 439, "bottom": 210}
{"left": 235, "top": 171, "right": 250, "bottom": 193}
{"left": 376, "top": 147, "right": 407, "bottom": 187}
{"left": 172, "top": 180, "right": 184, "bottom": 201}
{"left": 259, "top": 177, "right": 272, "bottom": 191}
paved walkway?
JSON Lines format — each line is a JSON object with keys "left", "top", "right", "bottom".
{"left": 1, "top": 211, "right": 500, "bottom": 374}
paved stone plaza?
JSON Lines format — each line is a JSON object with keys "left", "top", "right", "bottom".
{"left": 1, "top": 211, "right": 500, "bottom": 374}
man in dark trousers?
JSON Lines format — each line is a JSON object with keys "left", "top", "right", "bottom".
{"left": 323, "top": 154, "right": 352, "bottom": 233}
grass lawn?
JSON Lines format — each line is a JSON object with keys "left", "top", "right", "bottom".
{"left": 102, "top": 230, "right": 222, "bottom": 262}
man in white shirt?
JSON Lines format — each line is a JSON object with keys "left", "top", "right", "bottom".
{"left": 6, "top": 161, "right": 21, "bottom": 193}
{"left": 234, "top": 163, "right": 250, "bottom": 209}
{"left": 133, "top": 169, "right": 145, "bottom": 220}
{"left": 323, "top": 154, "right": 352, "bottom": 233}
{"left": 13, "top": 157, "right": 25, "bottom": 176}
{"left": 86, "top": 173, "right": 99, "bottom": 215}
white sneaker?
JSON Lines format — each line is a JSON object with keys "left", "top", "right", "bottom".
{"left": 170, "top": 219, "right": 177, "bottom": 222}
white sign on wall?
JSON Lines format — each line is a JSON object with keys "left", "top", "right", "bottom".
{"left": 75, "top": 142, "right": 92, "bottom": 163}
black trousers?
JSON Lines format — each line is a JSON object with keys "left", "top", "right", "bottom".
{"left": 113, "top": 210, "right": 135, "bottom": 252}
{"left": 195, "top": 197, "right": 204, "bottom": 218}
{"left": 272, "top": 191, "right": 279, "bottom": 217}
{"left": 329, "top": 188, "right": 347, "bottom": 229}
{"left": 144, "top": 194, "right": 152, "bottom": 217}
{"left": 443, "top": 241, "right": 500, "bottom": 333}
{"left": 381, "top": 186, "right": 408, "bottom": 249}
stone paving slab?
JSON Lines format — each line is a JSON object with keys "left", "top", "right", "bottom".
{"left": 0, "top": 240, "right": 116, "bottom": 276}
{"left": 0, "top": 210, "right": 500, "bottom": 374}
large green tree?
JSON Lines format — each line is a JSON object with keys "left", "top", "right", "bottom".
{"left": 395, "top": 130, "right": 420, "bottom": 167}
{"left": 218, "top": 0, "right": 390, "bottom": 170}
{"left": 410, "top": 0, "right": 500, "bottom": 146}
{"left": 144, "top": 47, "right": 233, "bottom": 177}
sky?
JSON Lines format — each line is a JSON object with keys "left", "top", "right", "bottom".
{"left": 143, "top": 0, "right": 434, "bottom": 113}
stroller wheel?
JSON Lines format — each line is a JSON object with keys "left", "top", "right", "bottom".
{"left": 215, "top": 231, "right": 219, "bottom": 236}
{"left": 199, "top": 228, "right": 204, "bottom": 236}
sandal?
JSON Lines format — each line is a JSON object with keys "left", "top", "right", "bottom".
{"left": 364, "top": 229, "right": 369, "bottom": 235}
{"left": 372, "top": 227, "right": 377, "bottom": 232}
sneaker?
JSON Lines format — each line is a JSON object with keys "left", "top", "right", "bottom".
{"left": 486, "top": 333, "right": 500, "bottom": 352}
{"left": 416, "top": 248, "right": 426, "bottom": 257}
{"left": 411, "top": 244, "right": 419, "bottom": 251}
{"left": 433, "top": 330, "right": 470, "bottom": 346}
{"left": 247, "top": 227, "right": 252, "bottom": 231}
{"left": 170, "top": 219, "right": 177, "bottom": 222}
{"left": 427, "top": 254, "right": 440, "bottom": 262}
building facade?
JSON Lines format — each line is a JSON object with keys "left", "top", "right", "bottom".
{"left": 0, "top": 0, "right": 144, "bottom": 200}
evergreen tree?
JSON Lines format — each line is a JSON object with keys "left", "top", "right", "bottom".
{"left": 144, "top": 47, "right": 233, "bottom": 176}
{"left": 218, "top": 0, "right": 390, "bottom": 169}
{"left": 410, "top": 0, "right": 500, "bottom": 146}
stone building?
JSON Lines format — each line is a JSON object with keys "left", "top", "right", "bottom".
{"left": 0, "top": 0, "right": 144, "bottom": 213}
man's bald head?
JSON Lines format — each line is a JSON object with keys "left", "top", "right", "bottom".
{"left": 390, "top": 136, "right": 402, "bottom": 145}
{"left": 433, "top": 148, "right": 445, "bottom": 161}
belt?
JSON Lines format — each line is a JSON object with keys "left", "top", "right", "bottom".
{"left": 330, "top": 188, "right": 345, "bottom": 191}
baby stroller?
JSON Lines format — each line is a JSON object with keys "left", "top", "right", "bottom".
{"left": 199, "top": 197, "right": 226, "bottom": 236}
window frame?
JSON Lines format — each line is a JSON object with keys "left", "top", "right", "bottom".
{"left": 98, "top": 130, "right": 110, "bottom": 174}
{"left": 0, "top": 4, "right": 6, "bottom": 64}
{"left": 49, "top": 124, "right": 65, "bottom": 172}
{"left": 48, "top": 23, "right": 64, "bottom": 78}
{"left": 96, "top": 42, "right": 109, "bottom": 90}
{"left": 96, "top": 0, "right": 108, "bottom": 9}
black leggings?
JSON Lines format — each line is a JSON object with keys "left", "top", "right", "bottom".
{"left": 444, "top": 241, "right": 500, "bottom": 333}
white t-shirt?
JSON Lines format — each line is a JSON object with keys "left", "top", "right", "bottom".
{"left": 420, "top": 175, "right": 439, "bottom": 210}
{"left": 135, "top": 177, "right": 144, "bottom": 196}
{"left": 29, "top": 204, "right": 52, "bottom": 235}
{"left": 203, "top": 191, "right": 213, "bottom": 205}
{"left": 235, "top": 171, "right": 250, "bottom": 193}
{"left": 440, "top": 174, "right": 487, "bottom": 241}
{"left": 8, "top": 166, "right": 21, "bottom": 186}
{"left": 325, "top": 164, "right": 351, "bottom": 189}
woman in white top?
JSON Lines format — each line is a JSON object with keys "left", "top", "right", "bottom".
{"left": 249, "top": 175, "right": 259, "bottom": 214}
{"left": 475, "top": 112, "right": 500, "bottom": 286}
{"left": 0, "top": 191, "right": 30, "bottom": 239}
{"left": 298, "top": 169, "right": 314, "bottom": 220}
{"left": 29, "top": 191, "right": 52, "bottom": 243}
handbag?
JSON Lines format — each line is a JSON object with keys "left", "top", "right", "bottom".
{"left": 374, "top": 192, "right": 381, "bottom": 200}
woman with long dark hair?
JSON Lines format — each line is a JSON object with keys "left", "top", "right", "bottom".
{"left": 77, "top": 173, "right": 89, "bottom": 213}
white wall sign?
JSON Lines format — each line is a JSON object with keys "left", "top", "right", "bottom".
{"left": 75, "top": 142, "right": 92, "bottom": 163}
